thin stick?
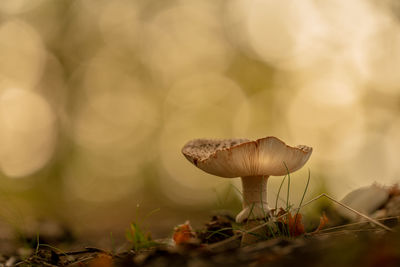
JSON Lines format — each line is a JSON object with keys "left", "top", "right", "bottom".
{"left": 294, "top": 193, "right": 393, "bottom": 232}
{"left": 312, "top": 228, "right": 385, "bottom": 237}
{"left": 318, "top": 216, "right": 400, "bottom": 233}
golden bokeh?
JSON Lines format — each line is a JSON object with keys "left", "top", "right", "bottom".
{"left": 0, "top": 0, "right": 399, "bottom": 237}
{"left": 0, "top": 88, "right": 56, "bottom": 177}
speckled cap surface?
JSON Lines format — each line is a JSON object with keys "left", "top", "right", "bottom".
{"left": 182, "top": 136, "right": 312, "bottom": 178}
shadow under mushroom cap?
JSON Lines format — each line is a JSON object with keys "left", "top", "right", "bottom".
{"left": 182, "top": 136, "right": 312, "bottom": 178}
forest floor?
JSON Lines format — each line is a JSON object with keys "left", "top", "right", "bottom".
{"left": 3, "top": 184, "right": 400, "bottom": 266}
{"left": 3, "top": 213, "right": 400, "bottom": 266}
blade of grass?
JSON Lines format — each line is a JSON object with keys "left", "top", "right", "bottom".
{"left": 275, "top": 175, "right": 287, "bottom": 211}
{"left": 246, "top": 203, "right": 256, "bottom": 225}
{"left": 224, "top": 184, "right": 233, "bottom": 204}
{"left": 273, "top": 174, "right": 288, "bottom": 238}
{"left": 292, "top": 169, "right": 311, "bottom": 237}
{"left": 266, "top": 223, "right": 276, "bottom": 239}
{"left": 230, "top": 183, "right": 243, "bottom": 198}
{"left": 205, "top": 228, "right": 235, "bottom": 240}
{"left": 283, "top": 162, "right": 291, "bottom": 211}
{"left": 144, "top": 208, "right": 160, "bottom": 219}
{"left": 296, "top": 169, "right": 311, "bottom": 216}
{"left": 35, "top": 232, "right": 40, "bottom": 255}
{"left": 282, "top": 162, "right": 292, "bottom": 237}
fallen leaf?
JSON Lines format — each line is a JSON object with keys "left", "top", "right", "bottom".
{"left": 313, "top": 213, "right": 329, "bottom": 234}
{"left": 277, "top": 211, "right": 305, "bottom": 237}
{"left": 173, "top": 221, "right": 196, "bottom": 245}
{"left": 287, "top": 213, "right": 305, "bottom": 237}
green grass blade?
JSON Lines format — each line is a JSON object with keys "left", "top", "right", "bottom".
{"left": 296, "top": 169, "right": 311, "bottom": 216}
{"left": 283, "top": 162, "right": 291, "bottom": 211}
{"left": 293, "top": 169, "right": 311, "bottom": 237}
{"left": 246, "top": 203, "right": 256, "bottom": 225}
{"left": 275, "top": 175, "right": 287, "bottom": 210}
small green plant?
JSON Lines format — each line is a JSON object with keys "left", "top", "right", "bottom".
{"left": 126, "top": 222, "right": 159, "bottom": 252}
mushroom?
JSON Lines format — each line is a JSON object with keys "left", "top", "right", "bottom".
{"left": 181, "top": 136, "right": 313, "bottom": 224}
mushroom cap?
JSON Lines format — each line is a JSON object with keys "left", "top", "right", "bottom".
{"left": 182, "top": 136, "right": 312, "bottom": 178}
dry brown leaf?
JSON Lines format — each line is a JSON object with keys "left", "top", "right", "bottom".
{"left": 313, "top": 213, "right": 329, "bottom": 234}
{"left": 277, "top": 210, "right": 305, "bottom": 237}
{"left": 287, "top": 213, "right": 305, "bottom": 236}
{"left": 173, "top": 221, "right": 196, "bottom": 245}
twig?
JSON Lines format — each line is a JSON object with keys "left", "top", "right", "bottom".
{"left": 41, "top": 262, "right": 59, "bottom": 267}
{"left": 311, "top": 228, "right": 385, "bottom": 237}
{"left": 297, "top": 193, "right": 393, "bottom": 232}
{"left": 58, "top": 247, "right": 108, "bottom": 256}
{"left": 317, "top": 215, "right": 400, "bottom": 233}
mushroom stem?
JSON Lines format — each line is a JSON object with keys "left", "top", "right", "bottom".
{"left": 235, "top": 175, "right": 270, "bottom": 223}
{"left": 242, "top": 175, "right": 268, "bottom": 207}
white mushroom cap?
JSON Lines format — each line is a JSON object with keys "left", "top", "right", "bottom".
{"left": 182, "top": 136, "right": 312, "bottom": 178}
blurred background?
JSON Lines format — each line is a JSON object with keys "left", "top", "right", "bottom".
{"left": 0, "top": 0, "right": 399, "bottom": 245}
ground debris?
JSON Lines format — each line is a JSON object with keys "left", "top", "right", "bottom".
{"left": 197, "top": 215, "right": 235, "bottom": 244}
{"left": 3, "top": 223, "right": 400, "bottom": 267}
{"left": 112, "top": 227, "right": 400, "bottom": 267}
{"left": 6, "top": 183, "right": 400, "bottom": 266}
{"left": 173, "top": 221, "right": 198, "bottom": 246}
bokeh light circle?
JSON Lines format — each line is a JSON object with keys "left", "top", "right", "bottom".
{"left": 247, "top": 0, "right": 325, "bottom": 69}
{"left": 159, "top": 73, "right": 249, "bottom": 205}
{"left": 142, "top": 2, "right": 233, "bottom": 84}
{"left": 287, "top": 76, "right": 365, "bottom": 164}
{"left": 0, "top": 0, "right": 45, "bottom": 14}
{"left": 0, "top": 20, "right": 46, "bottom": 90}
{"left": 0, "top": 88, "right": 56, "bottom": 177}
{"left": 63, "top": 155, "right": 143, "bottom": 203}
